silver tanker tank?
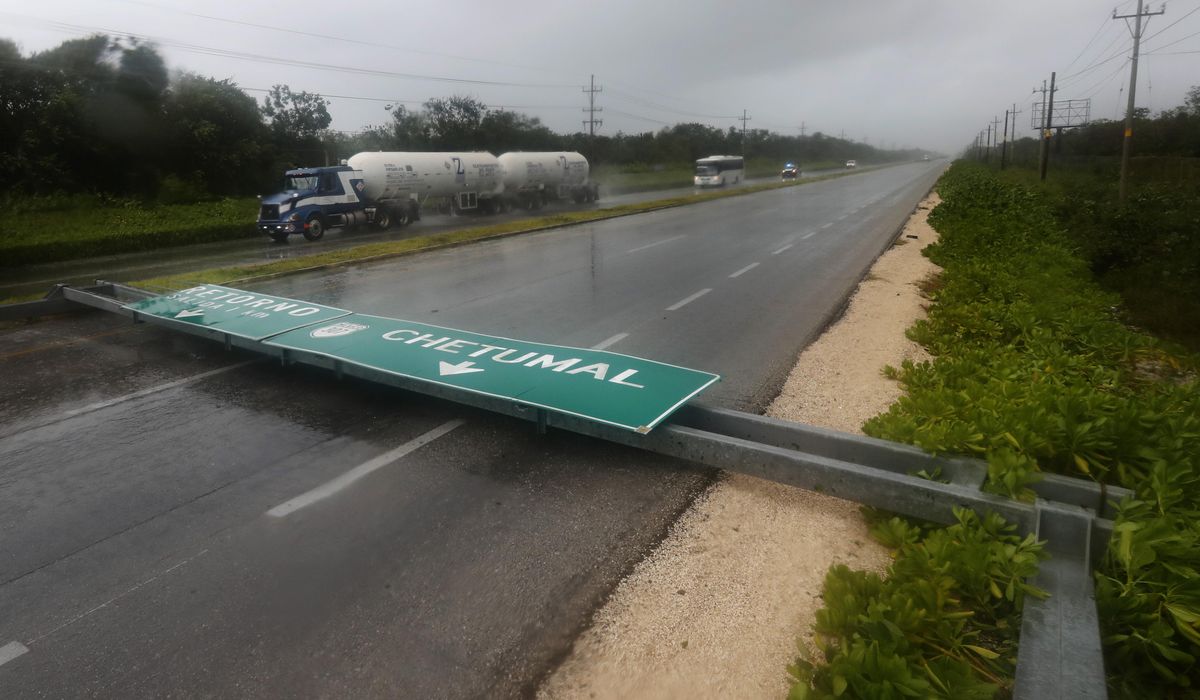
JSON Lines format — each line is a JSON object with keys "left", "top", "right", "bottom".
{"left": 346, "top": 151, "right": 503, "bottom": 206}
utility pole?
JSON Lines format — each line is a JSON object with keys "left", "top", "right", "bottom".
{"left": 1114, "top": 0, "right": 1165, "bottom": 202}
{"left": 799, "top": 121, "right": 806, "bottom": 137}
{"left": 1001, "top": 110, "right": 1010, "bottom": 169}
{"left": 738, "top": 109, "right": 752, "bottom": 157}
{"left": 1037, "top": 72, "right": 1056, "bottom": 181}
{"left": 582, "top": 74, "right": 603, "bottom": 138}
{"left": 985, "top": 123, "right": 993, "bottom": 163}
{"left": 991, "top": 119, "right": 1002, "bottom": 162}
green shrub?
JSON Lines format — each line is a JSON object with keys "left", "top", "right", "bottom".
{"left": 789, "top": 508, "right": 1045, "bottom": 699}
{"left": 862, "top": 161, "right": 1200, "bottom": 696}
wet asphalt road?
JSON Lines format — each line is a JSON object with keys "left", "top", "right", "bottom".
{"left": 0, "top": 161, "right": 943, "bottom": 697}
{"left": 0, "top": 172, "right": 819, "bottom": 300}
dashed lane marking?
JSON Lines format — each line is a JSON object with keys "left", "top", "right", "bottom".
{"left": 0, "top": 641, "right": 28, "bottom": 668}
{"left": 0, "top": 360, "right": 259, "bottom": 440}
{"left": 729, "top": 263, "right": 760, "bottom": 278}
{"left": 591, "top": 333, "right": 629, "bottom": 351}
{"left": 771, "top": 244, "right": 794, "bottom": 255}
{"left": 267, "top": 420, "right": 465, "bottom": 518}
{"left": 0, "top": 327, "right": 132, "bottom": 362}
{"left": 665, "top": 288, "right": 712, "bottom": 312}
{"left": 24, "top": 549, "right": 210, "bottom": 647}
{"left": 627, "top": 235, "right": 685, "bottom": 254}
{"left": 801, "top": 232, "right": 816, "bottom": 240}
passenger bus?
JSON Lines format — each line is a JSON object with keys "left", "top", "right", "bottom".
{"left": 693, "top": 155, "right": 745, "bottom": 187}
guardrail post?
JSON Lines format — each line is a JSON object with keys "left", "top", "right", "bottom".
{"left": 1014, "top": 500, "right": 1108, "bottom": 699}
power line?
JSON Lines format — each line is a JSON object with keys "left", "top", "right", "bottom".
{"left": 606, "top": 88, "right": 739, "bottom": 121}
{"left": 1141, "top": 5, "right": 1200, "bottom": 44}
{"left": 603, "top": 108, "right": 671, "bottom": 125}
{"left": 1063, "top": 14, "right": 1119, "bottom": 72}
{"left": 1144, "top": 25, "right": 1200, "bottom": 51}
{"left": 1057, "top": 31, "right": 1129, "bottom": 86}
{"left": 112, "top": 0, "right": 573, "bottom": 80}
{"left": 1078, "top": 58, "right": 1132, "bottom": 100}
{"left": 0, "top": 12, "right": 579, "bottom": 89}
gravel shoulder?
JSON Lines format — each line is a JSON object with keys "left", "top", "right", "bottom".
{"left": 538, "top": 192, "right": 944, "bottom": 699}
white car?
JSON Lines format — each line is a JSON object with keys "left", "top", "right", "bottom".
{"left": 844, "top": 160, "right": 857, "bottom": 168}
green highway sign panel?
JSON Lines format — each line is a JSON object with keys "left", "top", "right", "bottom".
{"left": 265, "top": 314, "right": 720, "bottom": 433}
{"left": 124, "top": 284, "right": 351, "bottom": 341}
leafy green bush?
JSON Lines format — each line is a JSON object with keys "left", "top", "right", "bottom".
{"left": 0, "top": 197, "right": 258, "bottom": 266}
{"left": 862, "top": 162, "right": 1200, "bottom": 696}
{"left": 789, "top": 508, "right": 1045, "bottom": 699}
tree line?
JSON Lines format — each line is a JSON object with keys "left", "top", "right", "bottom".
{"left": 974, "top": 86, "right": 1200, "bottom": 168}
{"left": 2, "top": 35, "right": 920, "bottom": 203}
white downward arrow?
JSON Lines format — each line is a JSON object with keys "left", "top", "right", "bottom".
{"left": 438, "top": 360, "right": 485, "bottom": 376}
{"left": 175, "top": 309, "right": 205, "bottom": 319}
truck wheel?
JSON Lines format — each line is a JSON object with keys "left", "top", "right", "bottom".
{"left": 395, "top": 207, "right": 411, "bottom": 227}
{"left": 376, "top": 209, "right": 392, "bottom": 231}
{"left": 303, "top": 216, "right": 325, "bottom": 241}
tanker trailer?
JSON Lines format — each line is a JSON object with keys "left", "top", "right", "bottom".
{"left": 256, "top": 151, "right": 503, "bottom": 242}
{"left": 497, "top": 152, "right": 600, "bottom": 210}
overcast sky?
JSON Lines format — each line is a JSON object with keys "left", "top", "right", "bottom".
{"left": 2, "top": 0, "right": 1199, "bottom": 154}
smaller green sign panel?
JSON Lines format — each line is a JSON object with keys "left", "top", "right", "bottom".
{"left": 265, "top": 314, "right": 720, "bottom": 433}
{"left": 124, "top": 284, "right": 351, "bottom": 341}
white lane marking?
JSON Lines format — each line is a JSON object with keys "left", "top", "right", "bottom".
{"left": 728, "top": 263, "right": 760, "bottom": 278}
{"left": 3, "top": 361, "right": 258, "bottom": 439}
{"left": 267, "top": 420, "right": 465, "bottom": 518}
{"left": 627, "top": 235, "right": 685, "bottom": 253}
{"left": 820, "top": 222, "right": 834, "bottom": 229}
{"left": 0, "top": 641, "right": 28, "bottom": 668}
{"left": 592, "top": 333, "right": 629, "bottom": 350}
{"left": 665, "top": 288, "right": 712, "bottom": 311}
{"left": 801, "top": 231, "right": 817, "bottom": 240}
{"left": 771, "top": 244, "right": 794, "bottom": 255}
{"left": 26, "top": 549, "right": 209, "bottom": 645}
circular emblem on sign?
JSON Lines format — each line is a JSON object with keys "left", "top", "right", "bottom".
{"left": 310, "top": 322, "right": 370, "bottom": 338}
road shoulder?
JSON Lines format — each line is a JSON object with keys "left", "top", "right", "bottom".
{"left": 538, "top": 192, "right": 944, "bottom": 699}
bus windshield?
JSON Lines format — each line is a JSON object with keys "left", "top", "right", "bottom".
{"left": 695, "top": 165, "right": 717, "bottom": 176}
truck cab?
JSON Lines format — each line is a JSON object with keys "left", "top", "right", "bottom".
{"left": 257, "top": 166, "right": 371, "bottom": 242}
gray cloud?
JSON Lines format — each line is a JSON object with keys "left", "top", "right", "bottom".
{"left": 3, "top": 0, "right": 1197, "bottom": 154}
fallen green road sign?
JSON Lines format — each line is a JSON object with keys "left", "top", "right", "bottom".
{"left": 124, "top": 284, "right": 351, "bottom": 340}
{"left": 265, "top": 314, "right": 720, "bottom": 433}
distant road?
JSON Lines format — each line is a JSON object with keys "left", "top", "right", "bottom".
{"left": 0, "top": 168, "right": 845, "bottom": 300}
{"left": 0, "top": 161, "right": 942, "bottom": 698}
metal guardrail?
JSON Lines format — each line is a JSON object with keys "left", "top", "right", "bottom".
{"left": 3, "top": 282, "right": 1124, "bottom": 698}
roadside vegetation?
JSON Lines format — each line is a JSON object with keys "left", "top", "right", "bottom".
{"left": 789, "top": 508, "right": 1045, "bottom": 699}
{"left": 788, "top": 157, "right": 1198, "bottom": 698}
{"left": 1, "top": 33, "right": 912, "bottom": 268}
{"left": 0, "top": 195, "right": 257, "bottom": 266}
